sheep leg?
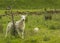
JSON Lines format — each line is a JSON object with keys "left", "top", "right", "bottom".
{"left": 5, "top": 27, "right": 10, "bottom": 38}
{"left": 16, "top": 29, "right": 21, "bottom": 38}
{"left": 22, "top": 31, "right": 24, "bottom": 39}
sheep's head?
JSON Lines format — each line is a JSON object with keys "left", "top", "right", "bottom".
{"left": 21, "top": 15, "right": 27, "bottom": 21}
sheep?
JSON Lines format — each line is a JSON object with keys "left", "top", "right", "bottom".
{"left": 15, "top": 15, "right": 27, "bottom": 39}
{"left": 5, "top": 21, "right": 13, "bottom": 38}
{"left": 34, "top": 27, "right": 39, "bottom": 33}
{"left": 5, "top": 15, "right": 27, "bottom": 39}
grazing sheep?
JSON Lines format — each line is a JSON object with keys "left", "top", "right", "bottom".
{"left": 5, "top": 15, "right": 27, "bottom": 39}
{"left": 34, "top": 27, "right": 39, "bottom": 33}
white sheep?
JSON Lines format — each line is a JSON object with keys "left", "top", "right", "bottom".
{"left": 15, "top": 15, "right": 27, "bottom": 39}
{"left": 5, "top": 21, "right": 13, "bottom": 38}
{"left": 34, "top": 27, "right": 39, "bottom": 32}
{"left": 5, "top": 15, "right": 27, "bottom": 39}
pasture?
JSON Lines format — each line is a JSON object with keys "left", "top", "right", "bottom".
{"left": 0, "top": 10, "right": 60, "bottom": 43}
{"left": 0, "top": 0, "right": 60, "bottom": 9}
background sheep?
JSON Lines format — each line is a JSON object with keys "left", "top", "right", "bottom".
{"left": 34, "top": 27, "right": 39, "bottom": 33}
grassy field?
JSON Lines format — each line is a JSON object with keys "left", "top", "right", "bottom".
{"left": 0, "top": 10, "right": 60, "bottom": 43}
{"left": 0, "top": 0, "right": 60, "bottom": 43}
{"left": 0, "top": 0, "right": 60, "bottom": 9}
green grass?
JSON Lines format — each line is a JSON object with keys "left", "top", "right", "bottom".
{"left": 0, "top": 10, "right": 60, "bottom": 43}
{"left": 0, "top": 0, "right": 60, "bottom": 9}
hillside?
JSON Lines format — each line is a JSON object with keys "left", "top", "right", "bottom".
{"left": 0, "top": 0, "right": 60, "bottom": 9}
